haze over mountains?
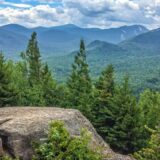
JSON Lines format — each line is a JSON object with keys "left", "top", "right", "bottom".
{"left": 45, "top": 26, "right": 160, "bottom": 92}
{"left": 0, "top": 23, "right": 148, "bottom": 58}
{"left": 1, "top": 23, "right": 160, "bottom": 91}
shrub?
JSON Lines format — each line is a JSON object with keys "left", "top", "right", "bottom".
{"left": 32, "top": 121, "right": 102, "bottom": 160}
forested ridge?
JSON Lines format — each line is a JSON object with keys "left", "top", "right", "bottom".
{"left": 0, "top": 32, "right": 160, "bottom": 159}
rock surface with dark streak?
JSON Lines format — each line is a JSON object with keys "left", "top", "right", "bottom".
{"left": 0, "top": 107, "right": 134, "bottom": 160}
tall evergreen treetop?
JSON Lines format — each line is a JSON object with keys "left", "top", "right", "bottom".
{"left": 19, "top": 32, "right": 57, "bottom": 106}
{"left": 67, "top": 40, "right": 93, "bottom": 118}
{"left": 24, "top": 32, "right": 41, "bottom": 84}
{"left": 96, "top": 64, "right": 114, "bottom": 95}
{"left": 92, "top": 64, "right": 115, "bottom": 132}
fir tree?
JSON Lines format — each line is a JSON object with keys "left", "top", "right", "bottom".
{"left": 133, "top": 125, "right": 160, "bottom": 160}
{"left": 20, "top": 32, "right": 57, "bottom": 106}
{"left": 106, "top": 76, "right": 145, "bottom": 154}
{"left": 139, "top": 89, "right": 160, "bottom": 129}
{"left": 0, "top": 53, "right": 16, "bottom": 107}
{"left": 67, "top": 40, "right": 93, "bottom": 118}
{"left": 22, "top": 32, "right": 41, "bottom": 85}
{"left": 41, "top": 63, "right": 56, "bottom": 106}
{"left": 92, "top": 64, "right": 115, "bottom": 136}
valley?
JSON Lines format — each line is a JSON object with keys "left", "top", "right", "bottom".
{"left": 0, "top": 23, "right": 160, "bottom": 92}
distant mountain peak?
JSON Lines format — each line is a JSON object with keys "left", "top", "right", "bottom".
{"left": 87, "top": 40, "right": 109, "bottom": 48}
{"left": 87, "top": 40, "right": 122, "bottom": 52}
{"left": 0, "top": 23, "right": 28, "bottom": 29}
{"left": 0, "top": 23, "right": 151, "bottom": 58}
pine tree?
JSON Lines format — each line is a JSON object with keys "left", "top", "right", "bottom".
{"left": 0, "top": 53, "right": 16, "bottom": 107}
{"left": 67, "top": 40, "right": 93, "bottom": 118}
{"left": 106, "top": 76, "right": 145, "bottom": 154}
{"left": 92, "top": 64, "right": 115, "bottom": 136}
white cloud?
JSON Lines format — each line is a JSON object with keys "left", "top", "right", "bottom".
{"left": 0, "top": 5, "right": 72, "bottom": 27}
{"left": 0, "top": 0, "right": 160, "bottom": 29}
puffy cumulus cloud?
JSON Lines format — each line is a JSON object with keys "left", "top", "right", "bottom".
{"left": 62, "top": 0, "right": 145, "bottom": 27}
{"left": 64, "top": 0, "right": 139, "bottom": 16}
{"left": 62, "top": 0, "right": 160, "bottom": 29}
{"left": 136, "top": 0, "right": 160, "bottom": 28}
{"left": 115, "top": 0, "right": 139, "bottom": 10}
{"left": 0, "top": 0, "right": 160, "bottom": 29}
{"left": 0, "top": 5, "right": 74, "bottom": 27}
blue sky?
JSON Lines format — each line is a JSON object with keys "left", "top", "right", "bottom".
{"left": 0, "top": 0, "right": 160, "bottom": 29}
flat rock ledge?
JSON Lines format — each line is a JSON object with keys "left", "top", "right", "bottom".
{"left": 0, "top": 107, "right": 134, "bottom": 160}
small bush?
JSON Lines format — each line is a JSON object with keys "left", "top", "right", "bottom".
{"left": 32, "top": 121, "right": 102, "bottom": 160}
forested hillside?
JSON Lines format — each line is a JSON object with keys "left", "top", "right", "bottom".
{"left": 0, "top": 24, "right": 148, "bottom": 58}
{"left": 0, "top": 32, "right": 160, "bottom": 160}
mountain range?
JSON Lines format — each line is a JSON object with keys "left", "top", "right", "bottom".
{"left": 46, "top": 27, "right": 160, "bottom": 92}
{"left": 0, "top": 23, "right": 148, "bottom": 58}
{"left": 1, "top": 23, "right": 160, "bottom": 92}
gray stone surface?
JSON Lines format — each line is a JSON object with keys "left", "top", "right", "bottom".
{"left": 0, "top": 107, "right": 134, "bottom": 160}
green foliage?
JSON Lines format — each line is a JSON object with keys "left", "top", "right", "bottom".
{"left": 133, "top": 126, "right": 160, "bottom": 160}
{"left": 0, "top": 53, "right": 16, "bottom": 107}
{"left": 139, "top": 89, "right": 160, "bottom": 128}
{"left": 92, "top": 64, "right": 115, "bottom": 136}
{"left": 1, "top": 33, "right": 160, "bottom": 156}
{"left": 101, "top": 76, "right": 146, "bottom": 154}
{"left": 11, "top": 32, "right": 58, "bottom": 106}
{"left": 41, "top": 63, "right": 57, "bottom": 106}
{"left": 21, "top": 32, "right": 41, "bottom": 85}
{"left": 46, "top": 42, "right": 160, "bottom": 93}
{"left": 67, "top": 40, "right": 93, "bottom": 119}
{"left": 32, "top": 121, "right": 102, "bottom": 160}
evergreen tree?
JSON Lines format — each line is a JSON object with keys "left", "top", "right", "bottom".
{"left": 139, "top": 89, "right": 160, "bottom": 129}
{"left": 19, "top": 32, "right": 57, "bottom": 106}
{"left": 22, "top": 32, "right": 41, "bottom": 85}
{"left": 92, "top": 64, "right": 115, "bottom": 136}
{"left": 101, "top": 76, "right": 145, "bottom": 154}
{"left": 0, "top": 53, "right": 16, "bottom": 107}
{"left": 41, "top": 63, "right": 57, "bottom": 106}
{"left": 67, "top": 40, "right": 93, "bottom": 118}
{"left": 133, "top": 125, "right": 160, "bottom": 160}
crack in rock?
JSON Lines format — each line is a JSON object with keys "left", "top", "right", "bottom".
{"left": 0, "top": 119, "right": 12, "bottom": 126}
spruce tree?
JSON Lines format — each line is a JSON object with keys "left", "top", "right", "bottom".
{"left": 41, "top": 63, "right": 56, "bottom": 106}
{"left": 0, "top": 53, "right": 16, "bottom": 107}
{"left": 20, "top": 32, "right": 57, "bottom": 106}
{"left": 139, "top": 89, "right": 160, "bottom": 129}
{"left": 133, "top": 125, "right": 160, "bottom": 160}
{"left": 106, "top": 76, "right": 145, "bottom": 154}
{"left": 92, "top": 64, "right": 115, "bottom": 136}
{"left": 23, "top": 32, "right": 41, "bottom": 85}
{"left": 67, "top": 40, "right": 93, "bottom": 118}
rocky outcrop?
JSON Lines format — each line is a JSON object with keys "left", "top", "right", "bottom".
{"left": 0, "top": 107, "right": 133, "bottom": 160}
